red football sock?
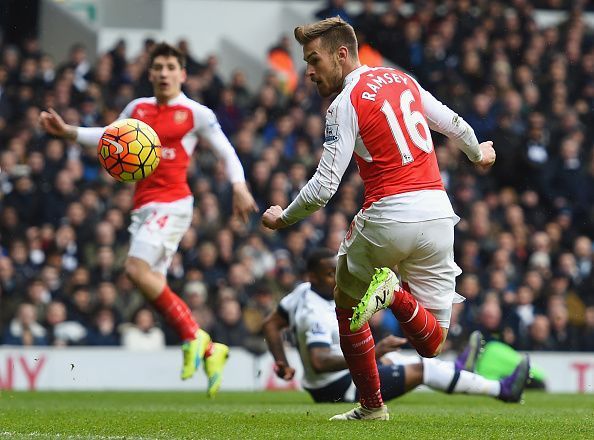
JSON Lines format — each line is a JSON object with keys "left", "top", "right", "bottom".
{"left": 152, "top": 284, "right": 199, "bottom": 341}
{"left": 388, "top": 283, "right": 443, "bottom": 357}
{"left": 336, "top": 307, "right": 383, "bottom": 409}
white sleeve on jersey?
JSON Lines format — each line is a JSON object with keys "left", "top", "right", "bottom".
{"left": 74, "top": 99, "right": 138, "bottom": 147}
{"left": 302, "top": 315, "right": 334, "bottom": 348}
{"left": 415, "top": 80, "right": 482, "bottom": 163}
{"left": 117, "top": 99, "right": 138, "bottom": 120}
{"left": 278, "top": 282, "right": 312, "bottom": 325}
{"left": 278, "top": 290, "right": 300, "bottom": 326}
{"left": 75, "top": 127, "right": 105, "bottom": 147}
{"left": 193, "top": 106, "right": 246, "bottom": 184}
{"left": 281, "top": 93, "right": 358, "bottom": 225}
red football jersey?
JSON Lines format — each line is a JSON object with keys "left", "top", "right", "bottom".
{"left": 349, "top": 68, "right": 444, "bottom": 208}
{"left": 119, "top": 94, "right": 241, "bottom": 209}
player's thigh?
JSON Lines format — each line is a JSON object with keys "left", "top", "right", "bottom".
{"left": 398, "top": 217, "right": 461, "bottom": 325}
{"left": 335, "top": 254, "right": 369, "bottom": 305}
{"left": 128, "top": 201, "right": 192, "bottom": 274}
{"left": 336, "top": 216, "right": 414, "bottom": 300}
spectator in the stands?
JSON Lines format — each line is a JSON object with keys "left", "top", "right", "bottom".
{"left": 2, "top": 303, "right": 48, "bottom": 346}
{"left": 120, "top": 307, "right": 165, "bottom": 350}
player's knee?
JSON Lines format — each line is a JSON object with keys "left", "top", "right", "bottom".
{"left": 333, "top": 286, "right": 342, "bottom": 302}
{"left": 333, "top": 286, "right": 358, "bottom": 309}
{"left": 124, "top": 257, "right": 144, "bottom": 284}
{"left": 405, "top": 362, "right": 424, "bottom": 386}
{"left": 417, "top": 338, "right": 446, "bottom": 358}
{"left": 419, "top": 348, "right": 440, "bottom": 358}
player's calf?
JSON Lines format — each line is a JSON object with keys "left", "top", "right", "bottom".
{"left": 351, "top": 267, "right": 445, "bottom": 358}
{"left": 336, "top": 307, "right": 384, "bottom": 409}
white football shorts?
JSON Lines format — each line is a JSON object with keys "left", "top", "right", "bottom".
{"left": 128, "top": 196, "right": 193, "bottom": 275}
{"left": 337, "top": 213, "right": 463, "bottom": 328}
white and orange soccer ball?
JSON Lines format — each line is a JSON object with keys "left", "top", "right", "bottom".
{"left": 97, "top": 118, "right": 161, "bottom": 182}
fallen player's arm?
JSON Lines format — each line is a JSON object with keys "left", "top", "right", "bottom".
{"left": 375, "top": 335, "right": 408, "bottom": 358}
{"left": 309, "top": 346, "right": 349, "bottom": 373}
{"left": 262, "top": 310, "right": 295, "bottom": 380}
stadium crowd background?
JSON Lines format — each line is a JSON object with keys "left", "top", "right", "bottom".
{"left": 0, "top": 0, "right": 593, "bottom": 354}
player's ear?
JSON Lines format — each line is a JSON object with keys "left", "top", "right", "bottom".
{"left": 181, "top": 68, "right": 187, "bottom": 83}
{"left": 337, "top": 46, "right": 349, "bottom": 65}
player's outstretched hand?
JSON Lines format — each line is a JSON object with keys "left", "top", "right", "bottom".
{"left": 262, "top": 205, "right": 288, "bottom": 230}
{"left": 375, "top": 335, "right": 408, "bottom": 358}
{"left": 476, "top": 141, "right": 496, "bottom": 171}
{"left": 39, "top": 108, "right": 76, "bottom": 140}
{"left": 273, "top": 360, "right": 295, "bottom": 380}
{"left": 232, "top": 182, "right": 258, "bottom": 223}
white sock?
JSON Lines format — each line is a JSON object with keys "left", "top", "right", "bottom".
{"left": 422, "top": 358, "right": 501, "bottom": 397}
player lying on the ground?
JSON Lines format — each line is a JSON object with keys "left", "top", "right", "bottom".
{"left": 263, "top": 249, "right": 530, "bottom": 404}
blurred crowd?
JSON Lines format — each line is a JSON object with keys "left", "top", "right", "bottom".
{"left": 0, "top": 0, "right": 593, "bottom": 353}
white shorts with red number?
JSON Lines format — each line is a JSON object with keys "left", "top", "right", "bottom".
{"left": 337, "top": 212, "right": 463, "bottom": 327}
{"left": 128, "top": 196, "right": 193, "bottom": 275}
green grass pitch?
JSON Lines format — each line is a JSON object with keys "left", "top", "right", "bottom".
{"left": 1, "top": 391, "right": 593, "bottom": 439}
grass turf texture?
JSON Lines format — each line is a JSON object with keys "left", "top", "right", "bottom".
{"left": 1, "top": 391, "right": 593, "bottom": 439}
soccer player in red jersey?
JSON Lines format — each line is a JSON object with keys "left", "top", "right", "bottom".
{"left": 262, "top": 18, "right": 496, "bottom": 419}
{"left": 40, "top": 43, "right": 257, "bottom": 396}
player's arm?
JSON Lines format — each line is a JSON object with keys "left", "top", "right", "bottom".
{"left": 195, "top": 107, "right": 257, "bottom": 221}
{"left": 262, "top": 308, "right": 295, "bottom": 380}
{"left": 262, "top": 99, "right": 357, "bottom": 229}
{"left": 280, "top": 102, "right": 357, "bottom": 226}
{"left": 309, "top": 346, "right": 348, "bottom": 373}
{"left": 40, "top": 100, "right": 139, "bottom": 147}
{"left": 416, "top": 82, "right": 495, "bottom": 170}
{"left": 39, "top": 108, "right": 104, "bottom": 147}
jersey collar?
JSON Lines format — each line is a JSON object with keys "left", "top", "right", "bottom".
{"left": 343, "top": 65, "right": 370, "bottom": 88}
{"left": 310, "top": 287, "right": 335, "bottom": 305}
{"left": 163, "top": 92, "right": 187, "bottom": 106}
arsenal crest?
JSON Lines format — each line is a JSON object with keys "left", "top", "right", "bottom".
{"left": 174, "top": 110, "right": 188, "bottom": 124}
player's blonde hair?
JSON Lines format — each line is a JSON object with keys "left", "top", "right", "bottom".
{"left": 294, "top": 17, "right": 358, "bottom": 60}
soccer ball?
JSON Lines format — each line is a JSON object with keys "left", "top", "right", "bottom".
{"left": 97, "top": 118, "right": 161, "bottom": 182}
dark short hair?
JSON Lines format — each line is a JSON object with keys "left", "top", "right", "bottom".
{"left": 306, "top": 248, "right": 336, "bottom": 273}
{"left": 149, "top": 42, "right": 186, "bottom": 69}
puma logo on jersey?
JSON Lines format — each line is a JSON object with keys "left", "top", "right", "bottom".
{"left": 103, "top": 137, "right": 124, "bottom": 154}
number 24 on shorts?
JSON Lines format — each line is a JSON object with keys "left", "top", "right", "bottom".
{"left": 144, "top": 211, "right": 169, "bottom": 231}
